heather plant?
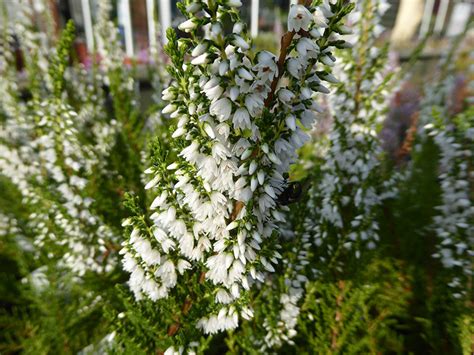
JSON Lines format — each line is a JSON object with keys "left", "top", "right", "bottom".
{"left": 0, "top": 0, "right": 167, "bottom": 352}
{"left": 0, "top": 1, "right": 473, "bottom": 354}
{"left": 390, "top": 42, "right": 473, "bottom": 352}
{"left": 115, "top": 0, "right": 358, "bottom": 352}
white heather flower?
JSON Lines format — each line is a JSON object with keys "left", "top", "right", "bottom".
{"left": 320, "top": 3, "right": 334, "bottom": 18}
{"left": 229, "top": 86, "right": 240, "bottom": 101}
{"left": 238, "top": 67, "right": 253, "bottom": 81}
{"left": 162, "top": 87, "right": 174, "bottom": 101}
{"left": 301, "top": 110, "right": 316, "bottom": 128}
{"left": 203, "top": 77, "right": 219, "bottom": 90}
{"left": 219, "top": 61, "right": 229, "bottom": 76}
{"left": 178, "top": 19, "right": 197, "bottom": 32}
{"left": 212, "top": 142, "right": 231, "bottom": 161}
{"left": 286, "top": 115, "right": 297, "bottom": 131}
{"left": 192, "top": 43, "right": 208, "bottom": 57}
{"left": 288, "top": 4, "right": 312, "bottom": 32}
{"left": 248, "top": 160, "right": 258, "bottom": 175}
{"left": 204, "top": 84, "right": 224, "bottom": 101}
{"left": 296, "top": 38, "right": 320, "bottom": 59}
{"left": 313, "top": 7, "right": 329, "bottom": 28}
{"left": 245, "top": 94, "right": 263, "bottom": 116}
{"left": 233, "top": 22, "right": 244, "bottom": 34}
{"left": 254, "top": 51, "right": 278, "bottom": 81}
{"left": 278, "top": 89, "right": 295, "bottom": 103}
{"left": 321, "top": 72, "right": 339, "bottom": 83}
{"left": 191, "top": 53, "right": 209, "bottom": 65}
{"left": 300, "top": 87, "right": 313, "bottom": 100}
{"left": 321, "top": 55, "right": 335, "bottom": 67}
{"left": 227, "top": 0, "right": 242, "bottom": 7}
{"left": 210, "top": 23, "right": 223, "bottom": 39}
{"left": 210, "top": 98, "right": 232, "bottom": 121}
{"left": 162, "top": 103, "right": 176, "bottom": 114}
{"left": 287, "top": 58, "right": 302, "bottom": 79}
{"left": 177, "top": 259, "right": 191, "bottom": 274}
{"left": 257, "top": 170, "right": 265, "bottom": 185}
{"left": 145, "top": 175, "right": 160, "bottom": 190}
{"left": 233, "top": 35, "right": 250, "bottom": 50}
{"left": 310, "top": 28, "right": 322, "bottom": 38}
{"left": 216, "top": 289, "right": 233, "bottom": 304}
{"left": 204, "top": 124, "right": 215, "bottom": 139}
{"left": 233, "top": 107, "right": 251, "bottom": 130}
{"left": 172, "top": 127, "right": 186, "bottom": 138}
{"left": 151, "top": 191, "right": 168, "bottom": 210}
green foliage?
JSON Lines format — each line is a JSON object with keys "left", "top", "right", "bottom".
{"left": 297, "top": 260, "right": 410, "bottom": 354}
{"left": 49, "top": 21, "right": 76, "bottom": 98}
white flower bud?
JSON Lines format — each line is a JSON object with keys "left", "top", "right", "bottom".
{"left": 178, "top": 19, "right": 197, "bottom": 32}
{"left": 286, "top": 115, "right": 296, "bottom": 131}
{"left": 227, "top": 0, "right": 242, "bottom": 7}
{"left": 192, "top": 43, "right": 208, "bottom": 57}
{"left": 233, "top": 35, "right": 249, "bottom": 50}
{"left": 191, "top": 53, "right": 209, "bottom": 65}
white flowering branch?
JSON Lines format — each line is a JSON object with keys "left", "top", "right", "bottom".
{"left": 119, "top": 0, "right": 354, "bottom": 352}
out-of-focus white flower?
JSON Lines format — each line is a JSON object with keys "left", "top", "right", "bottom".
{"left": 178, "top": 19, "right": 197, "bottom": 32}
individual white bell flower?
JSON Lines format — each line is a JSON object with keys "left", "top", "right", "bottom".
{"left": 296, "top": 37, "right": 320, "bottom": 58}
{"left": 244, "top": 94, "right": 263, "bottom": 116}
{"left": 288, "top": 4, "right": 312, "bottom": 32}
{"left": 178, "top": 19, "right": 197, "bottom": 32}
{"left": 233, "top": 35, "right": 250, "bottom": 50}
{"left": 204, "top": 84, "right": 224, "bottom": 101}
{"left": 192, "top": 43, "right": 208, "bottom": 57}
{"left": 310, "top": 28, "right": 322, "bottom": 38}
{"left": 233, "top": 22, "right": 244, "bottom": 34}
{"left": 313, "top": 7, "right": 329, "bottom": 28}
{"left": 320, "top": 3, "right": 334, "bottom": 18}
{"left": 219, "top": 61, "right": 229, "bottom": 76}
{"left": 227, "top": 0, "right": 242, "bottom": 7}
{"left": 186, "top": 2, "right": 201, "bottom": 13}
{"left": 238, "top": 67, "right": 253, "bottom": 81}
{"left": 285, "top": 115, "right": 297, "bottom": 131}
{"left": 287, "top": 58, "right": 302, "bottom": 79}
{"left": 278, "top": 88, "right": 295, "bottom": 103}
{"left": 210, "top": 98, "right": 232, "bottom": 122}
{"left": 191, "top": 53, "right": 209, "bottom": 65}
{"left": 233, "top": 107, "right": 251, "bottom": 130}
{"left": 252, "top": 52, "right": 277, "bottom": 84}
{"left": 172, "top": 127, "right": 186, "bottom": 138}
{"left": 145, "top": 175, "right": 160, "bottom": 190}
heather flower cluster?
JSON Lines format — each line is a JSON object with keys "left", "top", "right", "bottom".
{"left": 305, "top": 0, "right": 395, "bottom": 266}
{"left": 0, "top": 2, "right": 127, "bottom": 276}
{"left": 120, "top": 0, "right": 354, "bottom": 341}
{"left": 245, "top": 1, "right": 394, "bottom": 349}
{"left": 417, "top": 75, "right": 474, "bottom": 297}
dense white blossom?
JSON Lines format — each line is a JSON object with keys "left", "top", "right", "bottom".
{"left": 417, "top": 73, "right": 474, "bottom": 297}
{"left": 120, "top": 0, "right": 350, "bottom": 343}
{"left": 305, "top": 0, "right": 395, "bottom": 265}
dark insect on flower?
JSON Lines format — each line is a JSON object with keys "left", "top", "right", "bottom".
{"left": 278, "top": 181, "right": 304, "bottom": 205}
{"left": 278, "top": 175, "right": 313, "bottom": 205}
